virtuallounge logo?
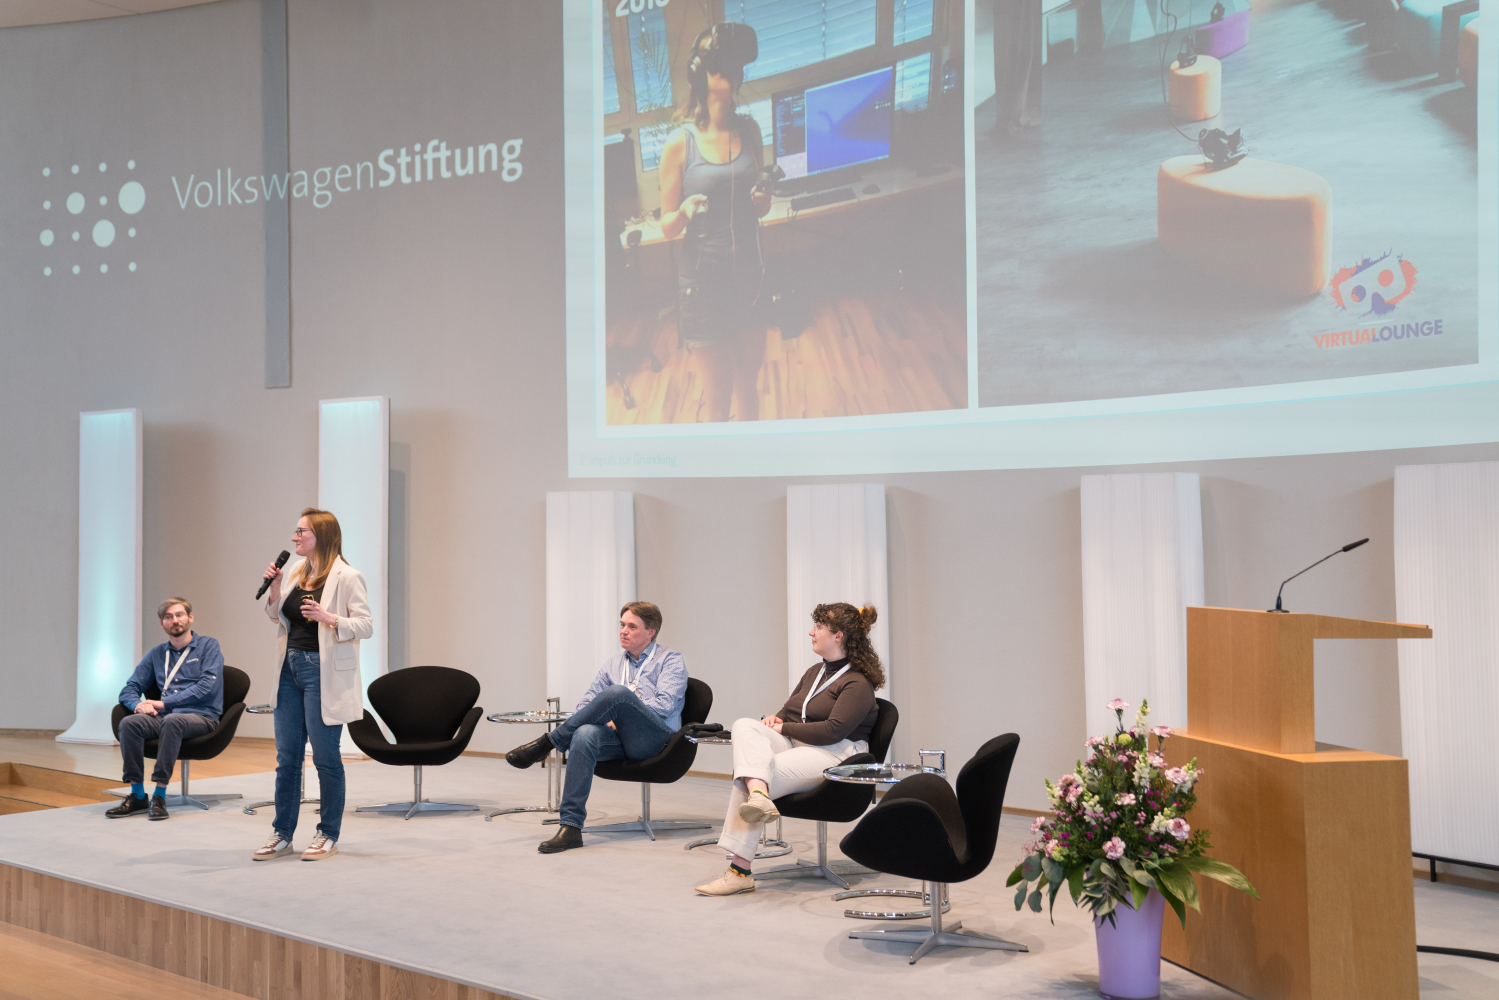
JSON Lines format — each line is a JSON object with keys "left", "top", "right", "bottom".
{"left": 170, "top": 137, "right": 524, "bottom": 210}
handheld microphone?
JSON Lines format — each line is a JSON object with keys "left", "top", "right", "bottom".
{"left": 255, "top": 550, "right": 291, "bottom": 600}
{"left": 1268, "top": 538, "right": 1369, "bottom": 612}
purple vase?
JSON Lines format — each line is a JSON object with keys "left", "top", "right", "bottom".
{"left": 1093, "top": 889, "right": 1166, "bottom": 1000}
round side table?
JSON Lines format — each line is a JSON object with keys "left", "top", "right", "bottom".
{"left": 241, "top": 704, "right": 320, "bottom": 816}
{"left": 484, "top": 699, "right": 571, "bottom": 821}
{"left": 826, "top": 750, "right": 951, "bottom": 920}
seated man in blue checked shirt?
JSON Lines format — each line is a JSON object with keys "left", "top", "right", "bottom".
{"left": 106, "top": 597, "right": 224, "bottom": 822}
{"left": 506, "top": 601, "right": 687, "bottom": 854}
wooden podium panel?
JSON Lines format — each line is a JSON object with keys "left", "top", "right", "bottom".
{"left": 1186, "top": 608, "right": 1431, "bottom": 754}
{"left": 1161, "top": 734, "right": 1418, "bottom": 1000}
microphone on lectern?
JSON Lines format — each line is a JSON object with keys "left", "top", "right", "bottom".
{"left": 1268, "top": 538, "right": 1369, "bottom": 613}
{"left": 255, "top": 550, "right": 291, "bottom": 600}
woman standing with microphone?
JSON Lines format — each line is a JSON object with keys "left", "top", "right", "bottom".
{"left": 253, "top": 508, "right": 371, "bottom": 862}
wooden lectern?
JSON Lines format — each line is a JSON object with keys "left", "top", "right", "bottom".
{"left": 1161, "top": 607, "right": 1431, "bottom": 1000}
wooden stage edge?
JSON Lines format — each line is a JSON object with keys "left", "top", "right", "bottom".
{"left": 0, "top": 860, "right": 532, "bottom": 1000}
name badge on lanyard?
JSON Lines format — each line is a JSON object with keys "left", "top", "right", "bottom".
{"left": 802, "top": 663, "right": 850, "bottom": 721}
{"left": 621, "top": 645, "right": 658, "bottom": 695}
{"left": 163, "top": 646, "right": 191, "bottom": 695}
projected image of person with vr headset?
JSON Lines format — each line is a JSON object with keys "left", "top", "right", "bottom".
{"left": 657, "top": 22, "right": 774, "bottom": 424}
{"left": 600, "top": 2, "right": 969, "bottom": 426}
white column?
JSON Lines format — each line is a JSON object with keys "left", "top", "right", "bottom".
{"left": 547, "top": 492, "right": 636, "bottom": 710}
{"left": 1394, "top": 461, "right": 1499, "bottom": 867}
{"left": 1080, "top": 472, "right": 1203, "bottom": 738}
{"left": 59, "top": 409, "right": 143, "bottom": 744}
{"left": 786, "top": 484, "right": 890, "bottom": 696}
{"left": 319, "top": 397, "right": 389, "bottom": 755}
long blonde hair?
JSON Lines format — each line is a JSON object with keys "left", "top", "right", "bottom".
{"left": 296, "top": 508, "right": 345, "bottom": 591}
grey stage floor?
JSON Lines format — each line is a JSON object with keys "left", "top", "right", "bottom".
{"left": 1, "top": 757, "right": 1495, "bottom": 1000}
{"left": 975, "top": 0, "right": 1479, "bottom": 406}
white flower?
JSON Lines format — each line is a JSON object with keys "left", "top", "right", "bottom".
{"left": 1133, "top": 757, "right": 1153, "bottom": 791}
{"left": 1104, "top": 836, "right": 1126, "bottom": 860}
{"left": 1167, "top": 817, "right": 1191, "bottom": 840}
{"left": 1115, "top": 793, "right": 1137, "bottom": 806}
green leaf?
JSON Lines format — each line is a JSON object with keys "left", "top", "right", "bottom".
{"left": 1042, "top": 857, "right": 1065, "bottom": 888}
{"left": 1118, "top": 856, "right": 1137, "bottom": 876}
{"left": 1021, "top": 855, "right": 1043, "bottom": 882}
{"left": 1006, "top": 864, "right": 1025, "bottom": 888}
{"left": 1177, "top": 855, "right": 1260, "bottom": 899}
{"left": 1131, "top": 866, "right": 1157, "bottom": 888}
{"left": 1068, "top": 866, "right": 1085, "bottom": 903}
{"left": 1014, "top": 881, "right": 1028, "bottom": 911}
{"left": 1027, "top": 889, "right": 1043, "bottom": 913}
{"left": 1128, "top": 873, "right": 1149, "bottom": 911}
{"left": 1159, "top": 882, "right": 1188, "bottom": 928}
{"left": 1155, "top": 863, "right": 1200, "bottom": 912}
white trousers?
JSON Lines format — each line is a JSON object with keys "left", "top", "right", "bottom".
{"left": 716, "top": 716, "right": 866, "bottom": 862}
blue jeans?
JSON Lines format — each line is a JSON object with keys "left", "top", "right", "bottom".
{"left": 549, "top": 685, "right": 675, "bottom": 829}
{"left": 273, "top": 650, "right": 345, "bottom": 842}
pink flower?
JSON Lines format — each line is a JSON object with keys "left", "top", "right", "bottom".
{"left": 1167, "top": 818, "right": 1191, "bottom": 840}
{"left": 1030, "top": 816, "right": 1049, "bottom": 834}
{"left": 1104, "top": 836, "right": 1126, "bottom": 860}
{"left": 1151, "top": 725, "right": 1174, "bottom": 739}
{"left": 1115, "top": 793, "right": 1136, "bottom": 806}
{"left": 1164, "top": 766, "right": 1191, "bottom": 786}
{"left": 1147, "top": 752, "right": 1166, "bottom": 768}
{"left": 1107, "top": 698, "right": 1129, "bottom": 713}
{"left": 1116, "top": 754, "right": 1129, "bottom": 763}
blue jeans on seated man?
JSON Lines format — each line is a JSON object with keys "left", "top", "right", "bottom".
{"left": 273, "top": 649, "right": 345, "bottom": 843}
{"left": 118, "top": 712, "right": 216, "bottom": 786}
{"left": 549, "top": 684, "right": 676, "bottom": 829}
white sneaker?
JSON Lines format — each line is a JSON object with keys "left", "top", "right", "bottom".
{"left": 695, "top": 867, "right": 756, "bottom": 896}
{"left": 301, "top": 833, "right": 338, "bottom": 861}
{"left": 738, "top": 789, "right": 780, "bottom": 825}
{"left": 252, "top": 832, "right": 292, "bottom": 861}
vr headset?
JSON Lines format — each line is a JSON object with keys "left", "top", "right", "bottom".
{"left": 688, "top": 22, "right": 758, "bottom": 85}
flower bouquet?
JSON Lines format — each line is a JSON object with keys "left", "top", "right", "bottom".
{"left": 1008, "top": 699, "right": 1257, "bottom": 998}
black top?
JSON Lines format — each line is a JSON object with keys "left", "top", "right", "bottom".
{"left": 283, "top": 583, "right": 325, "bottom": 653}
{"left": 778, "top": 657, "right": 878, "bottom": 745}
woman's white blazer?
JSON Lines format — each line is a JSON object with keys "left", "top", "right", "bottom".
{"left": 264, "top": 555, "right": 373, "bottom": 725}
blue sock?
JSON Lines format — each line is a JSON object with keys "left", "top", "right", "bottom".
{"left": 130, "top": 782, "right": 145, "bottom": 800}
{"left": 153, "top": 784, "right": 168, "bottom": 800}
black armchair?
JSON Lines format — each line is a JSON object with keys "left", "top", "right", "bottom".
{"left": 349, "top": 666, "right": 483, "bottom": 820}
{"left": 109, "top": 666, "right": 251, "bottom": 809}
{"left": 754, "top": 697, "right": 899, "bottom": 888}
{"left": 549, "top": 677, "right": 713, "bottom": 840}
{"left": 839, "top": 733, "right": 1028, "bottom": 964}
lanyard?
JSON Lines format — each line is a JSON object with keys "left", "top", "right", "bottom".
{"left": 621, "top": 645, "right": 658, "bottom": 693}
{"left": 801, "top": 663, "right": 850, "bottom": 721}
{"left": 163, "top": 645, "right": 191, "bottom": 693}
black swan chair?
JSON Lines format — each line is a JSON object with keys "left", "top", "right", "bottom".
{"left": 108, "top": 665, "right": 251, "bottom": 809}
{"left": 754, "top": 697, "right": 899, "bottom": 889}
{"left": 348, "top": 666, "right": 483, "bottom": 820}
{"left": 546, "top": 677, "right": 713, "bottom": 840}
{"left": 839, "top": 733, "right": 1028, "bottom": 964}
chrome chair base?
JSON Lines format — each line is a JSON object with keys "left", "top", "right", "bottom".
{"left": 108, "top": 760, "right": 239, "bottom": 811}
{"left": 485, "top": 804, "right": 549, "bottom": 820}
{"left": 752, "top": 819, "right": 869, "bottom": 889}
{"left": 544, "top": 783, "right": 709, "bottom": 842}
{"left": 835, "top": 886, "right": 953, "bottom": 920}
{"left": 355, "top": 764, "right": 476, "bottom": 820}
{"left": 847, "top": 881, "right": 1028, "bottom": 964}
{"left": 685, "top": 816, "right": 791, "bottom": 858}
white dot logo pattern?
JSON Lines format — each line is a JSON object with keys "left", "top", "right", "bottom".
{"left": 93, "top": 220, "right": 115, "bottom": 247}
{"left": 40, "top": 158, "right": 142, "bottom": 278}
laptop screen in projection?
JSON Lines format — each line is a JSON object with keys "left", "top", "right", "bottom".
{"left": 565, "top": 0, "right": 1499, "bottom": 478}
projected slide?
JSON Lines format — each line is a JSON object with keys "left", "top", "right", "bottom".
{"left": 974, "top": 0, "right": 1480, "bottom": 405}
{"left": 595, "top": 0, "right": 966, "bottom": 425}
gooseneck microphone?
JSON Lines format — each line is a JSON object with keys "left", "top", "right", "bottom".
{"left": 255, "top": 550, "right": 291, "bottom": 600}
{"left": 1268, "top": 538, "right": 1369, "bottom": 612}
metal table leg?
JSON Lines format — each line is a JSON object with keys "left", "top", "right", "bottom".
{"left": 243, "top": 750, "right": 320, "bottom": 815}
{"left": 487, "top": 699, "right": 566, "bottom": 821}
{"left": 836, "top": 881, "right": 952, "bottom": 919}
{"left": 685, "top": 815, "right": 791, "bottom": 858}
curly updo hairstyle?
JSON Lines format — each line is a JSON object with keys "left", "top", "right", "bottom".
{"left": 812, "top": 603, "right": 884, "bottom": 690}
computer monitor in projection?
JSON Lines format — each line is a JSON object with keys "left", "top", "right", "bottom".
{"left": 564, "top": 0, "right": 1499, "bottom": 478}
{"left": 773, "top": 66, "right": 894, "bottom": 181}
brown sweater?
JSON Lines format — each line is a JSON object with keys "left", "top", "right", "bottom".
{"left": 778, "top": 660, "right": 878, "bottom": 745}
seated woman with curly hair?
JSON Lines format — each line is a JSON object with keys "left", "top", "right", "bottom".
{"left": 695, "top": 602, "right": 884, "bottom": 896}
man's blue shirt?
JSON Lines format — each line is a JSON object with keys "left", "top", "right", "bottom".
{"left": 118, "top": 633, "right": 224, "bottom": 723}
{"left": 575, "top": 641, "right": 688, "bottom": 731}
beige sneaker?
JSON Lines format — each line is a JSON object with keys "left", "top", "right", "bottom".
{"left": 252, "top": 832, "right": 293, "bottom": 861}
{"left": 695, "top": 867, "right": 756, "bottom": 896}
{"left": 301, "top": 833, "right": 338, "bottom": 861}
{"left": 738, "top": 789, "right": 780, "bottom": 825}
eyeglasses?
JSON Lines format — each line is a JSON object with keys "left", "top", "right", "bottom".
{"left": 292, "top": 528, "right": 313, "bottom": 537}
{"left": 162, "top": 612, "right": 190, "bottom": 621}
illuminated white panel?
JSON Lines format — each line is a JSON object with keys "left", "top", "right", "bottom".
{"left": 546, "top": 491, "right": 636, "bottom": 710}
{"left": 1081, "top": 473, "right": 1203, "bottom": 736}
{"left": 59, "top": 409, "right": 142, "bottom": 745}
{"left": 319, "top": 396, "right": 389, "bottom": 753}
{"left": 1394, "top": 461, "right": 1499, "bottom": 866}
{"left": 786, "top": 484, "right": 889, "bottom": 698}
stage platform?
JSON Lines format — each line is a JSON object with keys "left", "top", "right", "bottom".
{"left": 1, "top": 757, "right": 1494, "bottom": 1000}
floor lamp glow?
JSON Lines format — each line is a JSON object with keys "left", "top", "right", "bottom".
{"left": 59, "top": 409, "right": 142, "bottom": 745}
{"left": 319, "top": 397, "right": 389, "bottom": 758}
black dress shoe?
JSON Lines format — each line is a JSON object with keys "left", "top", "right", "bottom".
{"left": 148, "top": 796, "right": 169, "bottom": 821}
{"left": 538, "top": 825, "right": 583, "bottom": 854}
{"left": 106, "top": 794, "right": 150, "bottom": 818}
{"left": 506, "top": 733, "right": 554, "bottom": 769}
